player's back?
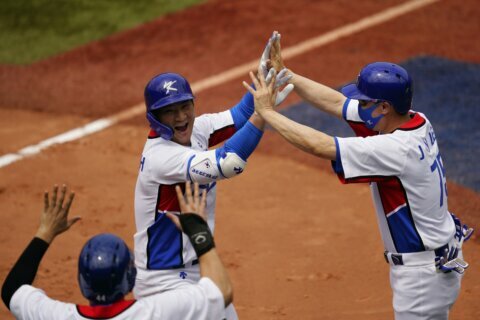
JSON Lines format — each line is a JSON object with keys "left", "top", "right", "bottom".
{"left": 391, "top": 112, "right": 455, "bottom": 250}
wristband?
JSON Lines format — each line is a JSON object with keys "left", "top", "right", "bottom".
{"left": 179, "top": 214, "right": 215, "bottom": 257}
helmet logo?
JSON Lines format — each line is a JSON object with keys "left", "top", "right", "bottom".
{"left": 163, "top": 80, "right": 178, "bottom": 94}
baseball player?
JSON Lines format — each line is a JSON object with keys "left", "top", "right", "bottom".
{"left": 243, "top": 31, "right": 474, "bottom": 320}
{"left": 2, "top": 182, "right": 234, "bottom": 319}
{"left": 134, "top": 56, "right": 292, "bottom": 318}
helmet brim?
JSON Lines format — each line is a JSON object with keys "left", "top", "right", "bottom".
{"left": 150, "top": 93, "right": 194, "bottom": 111}
{"left": 340, "top": 83, "right": 375, "bottom": 101}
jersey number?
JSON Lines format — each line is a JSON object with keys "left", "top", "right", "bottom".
{"left": 430, "top": 152, "right": 447, "bottom": 207}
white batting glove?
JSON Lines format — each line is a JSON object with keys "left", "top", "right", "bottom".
{"left": 258, "top": 33, "right": 294, "bottom": 107}
{"left": 265, "top": 68, "right": 294, "bottom": 106}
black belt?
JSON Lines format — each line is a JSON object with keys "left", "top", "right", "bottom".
{"left": 383, "top": 243, "right": 451, "bottom": 266}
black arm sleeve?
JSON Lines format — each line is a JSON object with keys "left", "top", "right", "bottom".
{"left": 1, "top": 237, "right": 49, "bottom": 309}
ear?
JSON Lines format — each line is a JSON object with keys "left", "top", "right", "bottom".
{"left": 380, "top": 102, "right": 393, "bottom": 115}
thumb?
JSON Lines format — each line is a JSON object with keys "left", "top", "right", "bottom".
{"left": 166, "top": 212, "right": 182, "bottom": 231}
{"left": 67, "top": 216, "right": 82, "bottom": 228}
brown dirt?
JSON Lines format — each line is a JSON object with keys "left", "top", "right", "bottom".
{"left": 1, "top": 0, "right": 479, "bottom": 319}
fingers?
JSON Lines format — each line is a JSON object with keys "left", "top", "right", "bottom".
{"left": 260, "top": 39, "right": 272, "bottom": 77}
{"left": 249, "top": 71, "right": 261, "bottom": 89}
{"left": 268, "top": 69, "right": 277, "bottom": 90}
{"left": 185, "top": 181, "right": 194, "bottom": 206}
{"left": 193, "top": 182, "right": 200, "bottom": 208}
{"left": 242, "top": 81, "right": 256, "bottom": 95}
{"left": 261, "top": 39, "right": 272, "bottom": 62}
{"left": 175, "top": 185, "right": 187, "bottom": 212}
{"left": 166, "top": 212, "right": 182, "bottom": 230}
{"left": 275, "top": 83, "right": 295, "bottom": 106}
{"left": 265, "top": 67, "right": 275, "bottom": 85}
{"left": 63, "top": 192, "right": 75, "bottom": 215}
{"left": 57, "top": 184, "right": 66, "bottom": 209}
{"left": 199, "top": 190, "right": 207, "bottom": 215}
{"left": 44, "top": 191, "right": 49, "bottom": 212}
{"left": 51, "top": 185, "right": 58, "bottom": 208}
{"left": 274, "top": 68, "right": 292, "bottom": 89}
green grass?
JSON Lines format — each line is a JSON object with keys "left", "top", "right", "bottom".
{"left": 0, "top": 0, "right": 205, "bottom": 65}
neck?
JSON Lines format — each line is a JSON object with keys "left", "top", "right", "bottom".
{"left": 379, "top": 113, "right": 411, "bottom": 134}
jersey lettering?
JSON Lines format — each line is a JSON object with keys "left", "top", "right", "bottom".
{"left": 430, "top": 151, "right": 447, "bottom": 207}
{"left": 140, "top": 156, "right": 146, "bottom": 172}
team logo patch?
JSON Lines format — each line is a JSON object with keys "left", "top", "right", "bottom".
{"left": 190, "top": 158, "right": 218, "bottom": 180}
{"left": 163, "top": 80, "right": 177, "bottom": 94}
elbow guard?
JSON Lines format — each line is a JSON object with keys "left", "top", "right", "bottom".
{"left": 188, "top": 149, "right": 246, "bottom": 184}
{"left": 218, "top": 150, "right": 246, "bottom": 178}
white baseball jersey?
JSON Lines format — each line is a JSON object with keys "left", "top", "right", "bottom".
{"left": 334, "top": 99, "right": 455, "bottom": 253}
{"left": 134, "top": 110, "right": 236, "bottom": 271}
{"left": 9, "top": 278, "right": 225, "bottom": 320}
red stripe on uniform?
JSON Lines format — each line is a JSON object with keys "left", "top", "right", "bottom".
{"left": 157, "top": 183, "right": 186, "bottom": 212}
{"left": 208, "top": 125, "right": 236, "bottom": 147}
{"left": 347, "top": 121, "right": 377, "bottom": 138}
{"left": 76, "top": 299, "right": 136, "bottom": 319}
{"left": 377, "top": 178, "right": 407, "bottom": 215}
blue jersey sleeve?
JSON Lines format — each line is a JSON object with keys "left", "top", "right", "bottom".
{"left": 229, "top": 92, "right": 254, "bottom": 130}
{"left": 216, "top": 121, "right": 263, "bottom": 162}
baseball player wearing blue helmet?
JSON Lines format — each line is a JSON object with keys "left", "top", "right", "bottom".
{"left": 2, "top": 183, "right": 234, "bottom": 319}
{"left": 244, "top": 31, "right": 474, "bottom": 320}
{"left": 134, "top": 51, "right": 293, "bottom": 319}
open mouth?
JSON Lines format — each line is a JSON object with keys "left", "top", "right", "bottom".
{"left": 175, "top": 123, "right": 188, "bottom": 132}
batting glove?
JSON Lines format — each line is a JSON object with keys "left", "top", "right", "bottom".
{"left": 259, "top": 36, "right": 294, "bottom": 107}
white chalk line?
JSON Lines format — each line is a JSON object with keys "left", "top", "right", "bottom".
{"left": 0, "top": 0, "right": 438, "bottom": 168}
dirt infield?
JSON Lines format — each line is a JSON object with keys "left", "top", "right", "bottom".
{"left": 1, "top": 0, "right": 479, "bottom": 319}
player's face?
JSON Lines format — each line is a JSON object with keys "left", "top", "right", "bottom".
{"left": 157, "top": 100, "right": 195, "bottom": 146}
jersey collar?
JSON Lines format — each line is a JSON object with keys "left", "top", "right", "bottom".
{"left": 76, "top": 299, "right": 136, "bottom": 319}
{"left": 394, "top": 112, "right": 426, "bottom": 132}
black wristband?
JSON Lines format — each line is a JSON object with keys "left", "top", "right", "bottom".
{"left": 179, "top": 214, "right": 215, "bottom": 257}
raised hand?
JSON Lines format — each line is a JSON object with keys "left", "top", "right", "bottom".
{"left": 243, "top": 65, "right": 278, "bottom": 115}
{"left": 270, "top": 31, "right": 285, "bottom": 72}
{"left": 35, "top": 184, "right": 80, "bottom": 243}
{"left": 167, "top": 182, "right": 207, "bottom": 230}
{"left": 260, "top": 31, "right": 293, "bottom": 106}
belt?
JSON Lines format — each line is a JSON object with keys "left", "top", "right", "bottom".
{"left": 383, "top": 239, "right": 455, "bottom": 267}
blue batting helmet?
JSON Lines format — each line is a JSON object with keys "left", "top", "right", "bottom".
{"left": 341, "top": 62, "right": 413, "bottom": 114}
{"left": 78, "top": 233, "right": 136, "bottom": 305}
{"left": 144, "top": 72, "right": 195, "bottom": 139}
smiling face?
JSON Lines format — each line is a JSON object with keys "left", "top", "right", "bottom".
{"left": 155, "top": 100, "right": 195, "bottom": 146}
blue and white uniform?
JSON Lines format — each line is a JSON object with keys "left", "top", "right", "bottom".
{"left": 332, "top": 98, "right": 463, "bottom": 319}
{"left": 134, "top": 93, "right": 259, "bottom": 319}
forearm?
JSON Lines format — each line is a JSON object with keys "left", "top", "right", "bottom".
{"left": 199, "top": 249, "right": 233, "bottom": 306}
{"left": 248, "top": 112, "right": 266, "bottom": 130}
{"left": 260, "top": 109, "right": 337, "bottom": 160}
{"left": 1, "top": 237, "right": 49, "bottom": 309}
{"left": 290, "top": 72, "right": 346, "bottom": 119}
{"left": 229, "top": 92, "right": 254, "bottom": 130}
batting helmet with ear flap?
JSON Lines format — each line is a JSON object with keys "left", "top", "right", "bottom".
{"left": 144, "top": 72, "right": 195, "bottom": 139}
{"left": 341, "top": 62, "right": 413, "bottom": 114}
{"left": 78, "top": 233, "right": 136, "bottom": 305}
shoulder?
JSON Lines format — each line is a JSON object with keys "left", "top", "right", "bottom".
{"left": 10, "top": 285, "right": 76, "bottom": 319}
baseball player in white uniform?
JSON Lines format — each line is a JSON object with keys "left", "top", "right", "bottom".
{"left": 2, "top": 183, "right": 232, "bottom": 320}
{"left": 244, "top": 31, "right": 474, "bottom": 320}
{"left": 134, "top": 57, "right": 293, "bottom": 318}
